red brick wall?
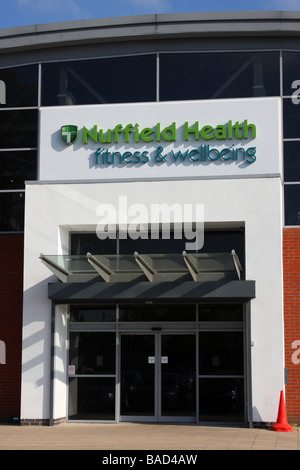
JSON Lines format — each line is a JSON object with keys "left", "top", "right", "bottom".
{"left": 0, "top": 234, "right": 24, "bottom": 422}
{"left": 283, "top": 228, "right": 300, "bottom": 424}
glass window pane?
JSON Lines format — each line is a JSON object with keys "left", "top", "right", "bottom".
{"left": 199, "top": 377, "right": 244, "bottom": 422}
{"left": 0, "top": 65, "right": 38, "bottom": 108}
{"left": 70, "top": 305, "right": 116, "bottom": 322}
{"left": 285, "top": 185, "right": 300, "bottom": 225}
{"left": 71, "top": 232, "right": 117, "bottom": 255}
{"left": 283, "top": 98, "right": 300, "bottom": 139}
{"left": 161, "top": 335, "right": 196, "bottom": 417}
{"left": 0, "top": 110, "right": 37, "bottom": 148}
{"left": 0, "top": 192, "right": 24, "bottom": 231}
{"left": 69, "top": 332, "right": 116, "bottom": 374}
{"left": 284, "top": 141, "right": 300, "bottom": 182}
{"left": 42, "top": 55, "right": 156, "bottom": 106}
{"left": 283, "top": 52, "right": 300, "bottom": 96}
{"left": 160, "top": 52, "right": 279, "bottom": 101}
{"left": 0, "top": 151, "right": 36, "bottom": 189}
{"left": 199, "top": 331, "right": 244, "bottom": 375}
{"left": 68, "top": 377, "right": 115, "bottom": 420}
{"left": 198, "top": 305, "right": 243, "bottom": 322}
{"left": 121, "top": 334, "right": 155, "bottom": 416}
{"left": 119, "top": 233, "right": 191, "bottom": 254}
{"left": 119, "top": 304, "right": 196, "bottom": 322}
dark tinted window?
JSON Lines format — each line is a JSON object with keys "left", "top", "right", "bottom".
{"left": 71, "top": 229, "right": 244, "bottom": 265}
{"left": 284, "top": 142, "right": 300, "bottom": 182}
{"left": 0, "top": 110, "right": 37, "bottom": 148}
{"left": 71, "top": 232, "right": 117, "bottom": 255}
{"left": 0, "top": 65, "right": 38, "bottom": 108}
{"left": 198, "top": 305, "right": 243, "bottom": 322}
{"left": 160, "top": 52, "right": 280, "bottom": 101}
{"left": 69, "top": 332, "right": 116, "bottom": 374}
{"left": 283, "top": 98, "right": 300, "bottom": 139}
{"left": 118, "top": 234, "right": 194, "bottom": 254}
{"left": 283, "top": 52, "right": 300, "bottom": 96}
{"left": 0, "top": 192, "right": 24, "bottom": 231}
{"left": 199, "top": 331, "right": 244, "bottom": 375}
{"left": 0, "top": 151, "right": 36, "bottom": 189}
{"left": 42, "top": 55, "right": 157, "bottom": 106}
{"left": 285, "top": 185, "right": 300, "bottom": 226}
{"left": 119, "top": 304, "right": 196, "bottom": 322}
{"left": 70, "top": 305, "right": 116, "bottom": 322}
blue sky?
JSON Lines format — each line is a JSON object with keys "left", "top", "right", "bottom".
{"left": 0, "top": 0, "right": 300, "bottom": 29}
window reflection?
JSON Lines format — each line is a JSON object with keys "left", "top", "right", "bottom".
{"left": 283, "top": 52, "right": 300, "bottom": 96}
{"left": 199, "top": 331, "right": 244, "bottom": 375}
{"left": 283, "top": 98, "right": 300, "bottom": 139}
{"left": 199, "top": 378, "right": 244, "bottom": 422}
{"left": 69, "top": 332, "right": 116, "bottom": 374}
{"left": 0, "top": 65, "right": 38, "bottom": 108}
{"left": 70, "top": 305, "right": 116, "bottom": 322}
{"left": 160, "top": 52, "right": 280, "bottom": 101}
{"left": 119, "top": 304, "right": 195, "bottom": 322}
{"left": 69, "top": 377, "right": 115, "bottom": 421}
{"left": 0, "top": 151, "right": 36, "bottom": 189}
{"left": 0, "top": 110, "right": 37, "bottom": 149}
{"left": 284, "top": 142, "right": 300, "bottom": 182}
{"left": 42, "top": 55, "right": 157, "bottom": 106}
{"left": 285, "top": 185, "right": 300, "bottom": 225}
{"left": 0, "top": 192, "right": 24, "bottom": 231}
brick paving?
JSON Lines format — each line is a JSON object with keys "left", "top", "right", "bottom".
{"left": 0, "top": 423, "right": 299, "bottom": 450}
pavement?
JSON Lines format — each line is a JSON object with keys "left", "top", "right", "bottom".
{"left": 0, "top": 422, "right": 299, "bottom": 451}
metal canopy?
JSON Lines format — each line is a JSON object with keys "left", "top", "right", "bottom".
{"left": 40, "top": 251, "right": 243, "bottom": 284}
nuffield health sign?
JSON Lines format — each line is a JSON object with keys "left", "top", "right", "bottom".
{"left": 39, "top": 98, "right": 281, "bottom": 181}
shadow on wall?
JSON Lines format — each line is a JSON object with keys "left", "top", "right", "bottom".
{"left": 22, "top": 277, "right": 68, "bottom": 420}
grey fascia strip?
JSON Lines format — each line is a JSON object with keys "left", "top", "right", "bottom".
{"left": 48, "top": 279, "right": 256, "bottom": 302}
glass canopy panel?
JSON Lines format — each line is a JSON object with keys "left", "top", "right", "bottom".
{"left": 134, "top": 252, "right": 189, "bottom": 282}
{"left": 182, "top": 252, "right": 242, "bottom": 281}
{"left": 40, "top": 254, "right": 97, "bottom": 282}
{"left": 86, "top": 253, "right": 146, "bottom": 282}
{"left": 40, "top": 252, "right": 243, "bottom": 283}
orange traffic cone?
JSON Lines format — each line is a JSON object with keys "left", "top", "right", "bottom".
{"left": 270, "top": 390, "right": 293, "bottom": 432}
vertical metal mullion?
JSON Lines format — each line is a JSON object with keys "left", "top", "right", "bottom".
{"left": 245, "top": 302, "right": 253, "bottom": 428}
{"left": 156, "top": 53, "right": 160, "bottom": 102}
{"left": 279, "top": 50, "right": 283, "bottom": 98}
{"left": 156, "top": 333, "right": 161, "bottom": 421}
{"left": 115, "top": 305, "right": 120, "bottom": 422}
{"left": 196, "top": 304, "right": 199, "bottom": 423}
{"left": 38, "top": 62, "right": 42, "bottom": 108}
{"left": 49, "top": 301, "right": 55, "bottom": 426}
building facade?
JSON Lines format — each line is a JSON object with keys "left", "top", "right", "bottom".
{"left": 0, "top": 11, "right": 299, "bottom": 426}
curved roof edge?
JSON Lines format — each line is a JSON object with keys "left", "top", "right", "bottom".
{"left": 1, "top": 10, "right": 300, "bottom": 53}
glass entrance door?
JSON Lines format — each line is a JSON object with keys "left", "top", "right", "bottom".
{"left": 160, "top": 335, "right": 196, "bottom": 419}
{"left": 120, "top": 333, "right": 196, "bottom": 422}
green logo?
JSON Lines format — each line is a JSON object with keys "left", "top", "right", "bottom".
{"left": 61, "top": 125, "right": 78, "bottom": 145}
